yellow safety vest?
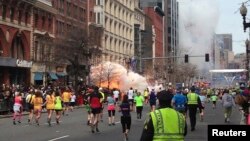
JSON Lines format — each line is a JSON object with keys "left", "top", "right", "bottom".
{"left": 187, "top": 93, "right": 198, "bottom": 105}
{"left": 151, "top": 108, "right": 185, "bottom": 141}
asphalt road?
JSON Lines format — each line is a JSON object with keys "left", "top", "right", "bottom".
{"left": 0, "top": 100, "right": 242, "bottom": 141}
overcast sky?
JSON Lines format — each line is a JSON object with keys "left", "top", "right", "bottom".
{"left": 216, "top": 0, "right": 249, "bottom": 54}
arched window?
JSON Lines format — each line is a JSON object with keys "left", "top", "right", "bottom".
{"left": 11, "top": 35, "right": 24, "bottom": 59}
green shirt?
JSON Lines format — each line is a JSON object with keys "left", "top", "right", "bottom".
{"left": 211, "top": 95, "right": 217, "bottom": 101}
{"left": 134, "top": 95, "right": 144, "bottom": 107}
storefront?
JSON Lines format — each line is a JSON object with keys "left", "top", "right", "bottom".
{"left": 0, "top": 58, "right": 32, "bottom": 85}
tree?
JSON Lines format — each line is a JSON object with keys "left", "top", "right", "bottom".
{"left": 53, "top": 25, "right": 103, "bottom": 92}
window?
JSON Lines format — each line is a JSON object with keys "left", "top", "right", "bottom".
{"left": 2, "top": 5, "right": 6, "bottom": 20}
{"left": 18, "top": 10, "right": 22, "bottom": 24}
{"left": 42, "top": 16, "right": 45, "bottom": 29}
{"left": 25, "top": 12, "right": 29, "bottom": 25}
{"left": 34, "top": 14, "right": 38, "bottom": 28}
{"left": 48, "top": 16, "right": 52, "bottom": 31}
{"left": 11, "top": 36, "right": 24, "bottom": 59}
{"left": 34, "top": 41, "right": 38, "bottom": 61}
{"left": 10, "top": 7, "right": 15, "bottom": 22}
{"left": 67, "top": 2, "right": 71, "bottom": 16}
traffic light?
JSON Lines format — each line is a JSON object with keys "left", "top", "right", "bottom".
{"left": 184, "top": 54, "right": 188, "bottom": 63}
{"left": 205, "top": 53, "right": 209, "bottom": 62}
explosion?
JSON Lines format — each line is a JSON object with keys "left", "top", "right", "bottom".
{"left": 90, "top": 62, "right": 148, "bottom": 93}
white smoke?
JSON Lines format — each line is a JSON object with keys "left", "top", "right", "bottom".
{"left": 179, "top": 0, "right": 219, "bottom": 73}
{"left": 90, "top": 62, "right": 149, "bottom": 93}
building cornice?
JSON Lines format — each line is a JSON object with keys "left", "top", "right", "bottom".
{"left": 34, "top": 1, "right": 57, "bottom": 14}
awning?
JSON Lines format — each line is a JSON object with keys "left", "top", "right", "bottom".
{"left": 48, "top": 72, "right": 58, "bottom": 80}
{"left": 56, "top": 72, "right": 67, "bottom": 77}
{"left": 34, "top": 72, "right": 43, "bottom": 81}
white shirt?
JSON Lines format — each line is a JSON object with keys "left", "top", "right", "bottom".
{"left": 113, "top": 90, "right": 119, "bottom": 98}
{"left": 128, "top": 90, "right": 134, "bottom": 99}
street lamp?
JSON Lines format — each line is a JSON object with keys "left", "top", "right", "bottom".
{"left": 245, "top": 39, "right": 250, "bottom": 81}
{"left": 240, "top": 3, "right": 250, "bottom": 32}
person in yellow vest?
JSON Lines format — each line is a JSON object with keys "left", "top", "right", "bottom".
{"left": 44, "top": 90, "right": 55, "bottom": 126}
{"left": 187, "top": 86, "right": 202, "bottom": 131}
{"left": 140, "top": 89, "right": 187, "bottom": 141}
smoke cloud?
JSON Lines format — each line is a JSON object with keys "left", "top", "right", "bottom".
{"left": 179, "top": 0, "right": 219, "bottom": 73}
{"left": 90, "top": 62, "right": 148, "bottom": 93}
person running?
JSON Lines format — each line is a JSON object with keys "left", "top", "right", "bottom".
{"left": 113, "top": 88, "right": 120, "bottom": 105}
{"left": 211, "top": 93, "right": 218, "bottom": 109}
{"left": 127, "top": 87, "right": 134, "bottom": 111}
{"left": 134, "top": 92, "right": 144, "bottom": 119}
{"left": 107, "top": 93, "right": 116, "bottom": 126}
{"left": 70, "top": 92, "right": 76, "bottom": 112}
{"left": 143, "top": 88, "right": 149, "bottom": 104}
{"left": 149, "top": 89, "right": 157, "bottom": 112}
{"left": 88, "top": 86, "right": 103, "bottom": 133}
{"left": 84, "top": 87, "right": 92, "bottom": 126}
{"left": 32, "top": 90, "right": 43, "bottom": 126}
{"left": 44, "top": 90, "right": 55, "bottom": 126}
{"left": 13, "top": 92, "right": 23, "bottom": 125}
{"left": 62, "top": 87, "right": 71, "bottom": 116}
{"left": 199, "top": 90, "right": 207, "bottom": 121}
{"left": 54, "top": 90, "right": 63, "bottom": 125}
{"left": 221, "top": 89, "right": 236, "bottom": 123}
{"left": 171, "top": 87, "right": 187, "bottom": 116}
{"left": 119, "top": 95, "right": 132, "bottom": 141}
{"left": 26, "top": 89, "right": 35, "bottom": 124}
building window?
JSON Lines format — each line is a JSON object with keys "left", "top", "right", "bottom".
{"left": 10, "top": 7, "right": 15, "bottom": 22}
{"left": 11, "top": 36, "right": 24, "bottom": 59}
{"left": 25, "top": 12, "right": 29, "bottom": 25}
{"left": 74, "top": 5, "right": 78, "bottom": 19}
{"left": 18, "top": 10, "right": 22, "bottom": 24}
{"left": 2, "top": 5, "right": 6, "bottom": 20}
{"left": 34, "top": 41, "right": 38, "bottom": 61}
{"left": 42, "top": 16, "right": 45, "bottom": 29}
{"left": 48, "top": 16, "right": 52, "bottom": 31}
{"left": 67, "top": 2, "right": 71, "bottom": 16}
{"left": 34, "top": 14, "right": 38, "bottom": 28}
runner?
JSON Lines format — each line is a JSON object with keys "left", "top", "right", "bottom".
{"left": 119, "top": 95, "right": 132, "bottom": 141}
{"left": 70, "top": 92, "right": 76, "bottom": 112}
{"left": 134, "top": 92, "right": 144, "bottom": 119}
{"left": 44, "top": 90, "right": 55, "bottom": 126}
{"left": 88, "top": 86, "right": 103, "bottom": 133}
{"left": 107, "top": 93, "right": 116, "bottom": 125}
{"left": 32, "top": 90, "right": 43, "bottom": 126}
{"left": 199, "top": 90, "right": 207, "bottom": 121}
{"left": 54, "top": 90, "right": 63, "bottom": 125}
{"left": 26, "top": 89, "right": 35, "bottom": 124}
{"left": 143, "top": 88, "right": 149, "bottom": 104}
{"left": 149, "top": 89, "right": 157, "bottom": 112}
{"left": 127, "top": 87, "right": 134, "bottom": 111}
{"left": 13, "top": 91, "right": 23, "bottom": 125}
{"left": 84, "top": 87, "right": 93, "bottom": 126}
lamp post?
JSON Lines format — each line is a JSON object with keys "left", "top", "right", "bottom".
{"left": 240, "top": 3, "right": 250, "bottom": 32}
{"left": 245, "top": 39, "right": 250, "bottom": 81}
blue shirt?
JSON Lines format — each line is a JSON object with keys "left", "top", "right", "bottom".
{"left": 172, "top": 92, "right": 187, "bottom": 111}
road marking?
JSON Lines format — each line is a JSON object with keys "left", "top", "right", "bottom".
{"left": 48, "top": 135, "right": 69, "bottom": 141}
{"left": 115, "top": 121, "right": 120, "bottom": 124}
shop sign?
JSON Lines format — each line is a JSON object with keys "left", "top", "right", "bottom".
{"left": 16, "top": 59, "right": 33, "bottom": 68}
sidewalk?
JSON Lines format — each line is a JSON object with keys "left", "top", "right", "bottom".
{"left": 0, "top": 105, "right": 85, "bottom": 119}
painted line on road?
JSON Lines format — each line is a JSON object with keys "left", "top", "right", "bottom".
{"left": 48, "top": 135, "right": 69, "bottom": 141}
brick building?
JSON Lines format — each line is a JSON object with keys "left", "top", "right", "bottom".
{"left": 0, "top": 0, "right": 34, "bottom": 85}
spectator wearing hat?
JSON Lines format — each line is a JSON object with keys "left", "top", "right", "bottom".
{"left": 140, "top": 90, "right": 187, "bottom": 141}
{"left": 187, "top": 86, "right": 202, "bottom": 131}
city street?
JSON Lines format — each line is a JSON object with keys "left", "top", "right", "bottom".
{"left": 0, "top": 101, "right": 242, "bottom": 141}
